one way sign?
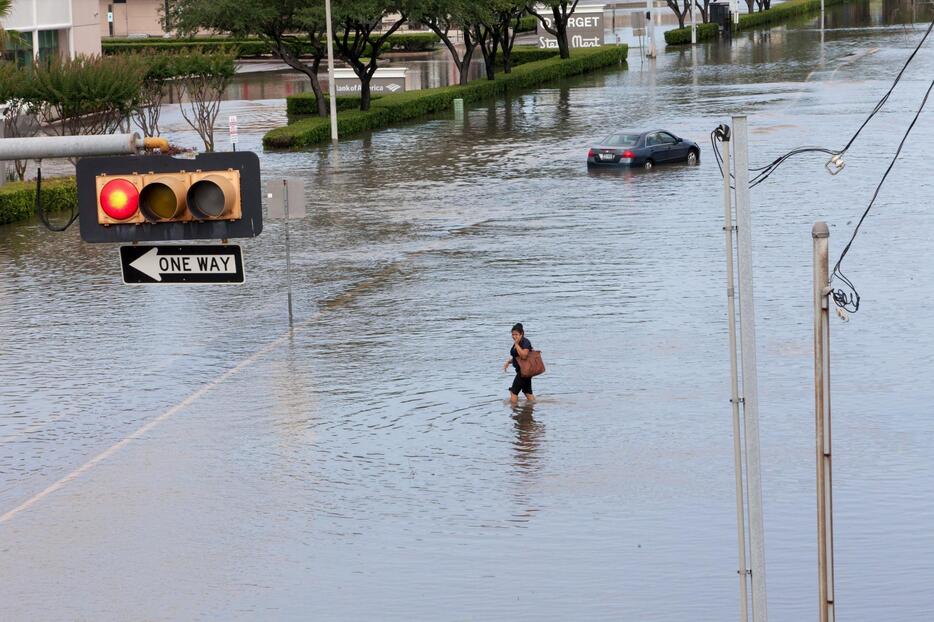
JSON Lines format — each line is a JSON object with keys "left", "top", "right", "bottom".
{"left": 120, "top": 245, "right": 245, "bottom": 284}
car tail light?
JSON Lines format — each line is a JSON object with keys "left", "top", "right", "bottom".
{"left": 587, "top": 149, "right": 595, "bottom": 157}
{"left": 622, "top": 150, "right": 635, "bottom": 158}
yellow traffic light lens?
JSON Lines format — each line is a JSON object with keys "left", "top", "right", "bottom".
{"left": 187, "top": 180, "right": 226, "bottom": 218}
{"left": 140, "top": 183, "right": 181, "bottom": 220}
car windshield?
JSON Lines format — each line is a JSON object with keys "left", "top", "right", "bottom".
{"left": 602, "top": 133, "right": 640, "bottom": 146}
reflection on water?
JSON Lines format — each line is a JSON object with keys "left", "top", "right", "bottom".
{"left": 4, "top": 1, "right": 934, "bottom": 619}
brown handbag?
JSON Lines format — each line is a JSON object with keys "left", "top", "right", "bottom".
{"left": 518, "top": 350, "right": 546, "bottom": 378}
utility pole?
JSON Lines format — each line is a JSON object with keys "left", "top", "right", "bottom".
{"left": 721, "top": 127, "right": 750, "bottom": 622}
{"left": 324, "top": 0, "right": 339, "bottom": 143}
{"left": 812, "top": 222, "right": 835, "bottom": 622}
{"left": 732, "top": 115, "right": 769, "bottom": 622}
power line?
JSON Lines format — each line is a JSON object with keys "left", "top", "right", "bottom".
{"left": 831, "top": 76, "right": 934, "bottom": 313}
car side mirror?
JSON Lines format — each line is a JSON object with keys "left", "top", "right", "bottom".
{"left": 676, "top": 137, "right": 683, "bottom": 143}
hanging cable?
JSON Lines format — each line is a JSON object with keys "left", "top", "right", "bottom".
{"left": 830, "top": 76, "right": 934, "bottom": 313}
{"left": 712, "top": 15, "right": 934, "bottom": 188}
{"left": 35, "top": 160, "right": 80, "bottom": 232}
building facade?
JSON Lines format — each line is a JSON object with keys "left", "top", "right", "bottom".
{"left": 2, "top": 0, "right": 101, "bottom": 60}
{"left": 99, "top": 0, "right": 166, "bottom": 38}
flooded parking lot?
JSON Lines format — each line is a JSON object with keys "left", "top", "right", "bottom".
{"left": 4, "top": 2, "right": 934, "bottom": 619}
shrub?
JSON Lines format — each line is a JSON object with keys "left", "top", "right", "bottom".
{"left": 30, "top": 54, "right": 147, "bottom": 137}
{"left": 0, "top": 177, "right": 77, "bottom": 226}
{"left": 517, "top": 15, "right": 539, "bottom": 32}
{"left": 385, "top": 33, "right": 440, "bottom": 52}
{"left": 265, "top": 45, "right": 628, "bottom": 149}
{"left": 0, "top": 61, "right": 40, "bottom": 180}
{"left": 737, "top": 0, "right": 850, "bottom": 29}
{"left": 664, "top": 23, "right": 720, "bottom": 45}
{"left": 503, "top": 45, "right": 560, "bottom": 66}
{"left": 287, "top": 94, "right": 382, "bottom": 116}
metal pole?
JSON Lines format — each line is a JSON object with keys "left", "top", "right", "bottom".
{"left": 0, "top": 133, "right": 167, "bottom": 160}
{"left": 723, "top": 133, "right": 750, "bottom": 622}
{"left": 732, "top": 115, "right": 768, "bottom": 622}
{"left": 325, "top": 0, "right": 339, "bottom": 143}
{"left": 646, "top": 0, "right": 656, "bottom": 57}
{"left": 283, "top": 180, "right": 294, "bottom": 327}
{"left": 812, "top": 222, "right": 835, "bottom": 622}
{"left": 691, "top": 0, "right": 697, "bottom": 44}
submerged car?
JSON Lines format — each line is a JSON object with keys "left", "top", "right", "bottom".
{"left": 587, "top": 130, "right": 700, "bottom": 169}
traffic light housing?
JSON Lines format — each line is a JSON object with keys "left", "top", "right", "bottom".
{"left": 77, "top": 152, "right": 261, "bottom": 243}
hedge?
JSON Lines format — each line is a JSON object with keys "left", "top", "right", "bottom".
{"left": 517, "top": 15, "right": 539, "bottom": 32}
{"left": 287, "top": 94, "right": 382, "bottom": 116}
{"left": 737, "top": 0, "right": 851, "bottom": 29}
{"left": 501, "top": 45, "right": 560, "bottom": 66}
{"left": 0, "top": 177, "right": 77, "bottom": 226}
{"left": 264, "top": 45, "right": 628, "bottom": 150}
{"left": 102, "top": 32, "right": 440, "bottom": 58}
{"left": 664, "top": 23, "right": 720, "bottom": 45}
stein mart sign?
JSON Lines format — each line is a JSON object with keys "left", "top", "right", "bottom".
{"left": 330, "top": 68, "right": 407, "bottom": 95}
{"left": 536, "top": 5, "right": 605, "bottom": 49}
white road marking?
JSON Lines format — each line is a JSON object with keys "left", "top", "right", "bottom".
{"left": 0, "top": 316, "right": 313, "bottom": 525}
{"left": 0, "top": 220, "right": 481, "bottom": 525}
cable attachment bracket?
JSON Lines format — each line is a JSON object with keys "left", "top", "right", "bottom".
{"left": 825, "top": 154, "right": 845, "bottom": 175}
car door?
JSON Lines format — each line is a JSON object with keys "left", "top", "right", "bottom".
{"left": 661, "top": 132, "right": 689, "bottom": 161}
{"left": 645, "top": 132, "right": 670, "bottom": 163}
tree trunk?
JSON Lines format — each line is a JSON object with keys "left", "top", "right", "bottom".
{"left": 500, "top": 14, "right": 520, "bottom": 74}
{"left": 554, "top": 9, "right": 570, "bottom": 59}
{"left": 460, "top": 44, "right": 475, "bottom": 85}
{"left": 745, "top": 0, "right": 755, "bottom": 13}
{"left": 476, "top": 24, "right": 500, "bottom": 81}
{"left": 275, "top": 40, "right": 327, "bottom": 117}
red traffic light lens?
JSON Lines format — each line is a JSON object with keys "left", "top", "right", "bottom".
{"left": 100, "top": 178, "right": 140, "bottom": 221}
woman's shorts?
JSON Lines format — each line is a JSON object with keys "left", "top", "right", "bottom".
{"left": 510, "top": 373, "right": 533, "bottom": 396}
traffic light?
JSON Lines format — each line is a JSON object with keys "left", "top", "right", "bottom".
{"left": 77, "top": 152, "right": 261, "bottom": 243}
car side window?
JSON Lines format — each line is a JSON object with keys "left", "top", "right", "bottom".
{"left": 659, "top": 132, "right": 677, "bottom": 145}
{"left": 646, "top": 133, "right": 658, "bottom": 146}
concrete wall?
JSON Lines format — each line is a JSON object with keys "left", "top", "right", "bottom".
{"left": 72, "top": 0, "right": 102, "bottom": 55}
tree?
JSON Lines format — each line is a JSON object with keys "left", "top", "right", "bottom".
{"left": 0, "top": 61, "right": 38, "bottom": 180}
{"left": 529, "top": 0, "right": 580, "bottom": 60}
{"left": 172, "top": 49, "right": 237, "bottom": 152}
{"left": 695, "top": 0, "right": 711, "bottom": 23}
{"left": 666, "top": 0, "right": 692, "bottom": 28}
{"left": 331, "top": 0, "right": 407, "bottom": 111}
{"left": 496, "top": 3, "right": 526, "bottom": 73}
{"left": 0, "top": 0, "right": 11, "bottom": 47}
{"left": 471, "top": 14, "right": 501, "bottom": 81}
{"left": 412, "top": 0, "right": 478, "bottom": 86}
{"left": 31, "top": 55, "right": 147, "bottom": 137}
{"left": 167, "top": 0, "right": 331, "bottom": 117}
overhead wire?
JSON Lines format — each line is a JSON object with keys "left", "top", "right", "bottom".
{"left": 830, "top": 76, "right": 934, "bottom": 313}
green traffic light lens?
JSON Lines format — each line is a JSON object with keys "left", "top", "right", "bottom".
{"left": 140, "top": 183, "right": 181, "bottom": 221}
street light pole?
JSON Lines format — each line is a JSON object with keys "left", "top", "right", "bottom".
{"left": 324, "top": 0, "right": 339, "bottom": 143}
{"left": 691, "top": 0, "right": 697, "bottom": 44}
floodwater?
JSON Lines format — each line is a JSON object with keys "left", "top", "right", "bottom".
{"left": 3, "top": 0, "right": 934, "bottom": 619}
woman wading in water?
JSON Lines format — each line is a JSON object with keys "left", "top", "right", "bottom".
{"left": 503, "top": 323, "right": 535, "bottom": 404}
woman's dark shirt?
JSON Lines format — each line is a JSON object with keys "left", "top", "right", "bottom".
{"left": 510, "top": 337, "right": 532, "bottom": 372}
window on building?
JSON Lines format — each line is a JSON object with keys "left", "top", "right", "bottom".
{"left": 2, "top": 31, "right": 34, "bottom": 66}
{"left": 37, "top": 30, "right": 60, "bottom": 62}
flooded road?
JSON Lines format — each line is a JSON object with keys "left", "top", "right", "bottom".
{"left": 4, "top": 1, "right": 934, "bottom": 619}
